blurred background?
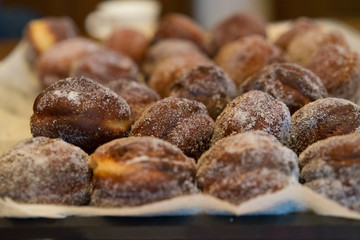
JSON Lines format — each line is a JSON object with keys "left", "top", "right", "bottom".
{"left": 1, "top": 0, "right": 360, "bottom": 59}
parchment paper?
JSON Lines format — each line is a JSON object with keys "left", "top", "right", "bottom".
{"left": 1, "top": 20, "right": 360, "bottom": 219}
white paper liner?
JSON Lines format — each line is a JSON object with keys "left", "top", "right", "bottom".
{"left": 0, "top": 20, "right": 360, "bottom": 219}
{"left": 1, "top": 185, "right": 359, "bottom": 219}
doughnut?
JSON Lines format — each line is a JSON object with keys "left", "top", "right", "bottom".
{"left": 153, "top": 13, "right": 208, "bottom": 53}
{"left": 105, "top": 27, "right": 149, "bottom": 64}
{"left": 211, "top": 90, "right": 291, "bottom": 145}
{"left": 90, "top": 136, "right": 197, "bottom": 207}
{"left": 148, "top": 54, "right": 214, "bottom": 98}
{"left": 239, "top": 63, "right": 328, "bottom": 114}
{"left": 24, "top": 16, "right": 78, "bottom": 63}
{"left": 299, "top": 133, "right": 360, "bottom": 212}
{"left": 286, "top": 29, "right": 348, "bottom": 66}
{"left": 215, "top": 35, "right": 284, "bottom": 88}
{"left": 306, "top": 44, "right": 360, "bottom": 102}
{"left": 105, "top": 79, "right": 160, "bottom": 123}
{"left": 142, "top": 39, "right": 205, "bottom": 76}
{"left": 70, "top": 48, "right": 139, "bottom": 85}
{"left": 30, "top": 77, "right": 131, "bottom": 154}
{"left": 197, "top": 131, "right": 299, "bottom": 205}
{"left": 0, "top": 137, "right": 91, "bottom": 205}
{"left": 36, "top": 37, "right": 101, "bottom": 88}
{"left": 131, "top": 97, "right": 214, "bottom": 159}
{"left": 288, "top": 97, "right": 360, "bottom": 155}
{"left": 275, "top": 17, "right": 320, "bottom": 51}
{"left": 169, "top": 65, "right": 237, "bottom": 120}
{"left": 209, "top": 12, "right": 266, "bottom": 55}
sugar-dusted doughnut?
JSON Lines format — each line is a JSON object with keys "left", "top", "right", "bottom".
{"left": 24, "top": 16, "right": 78, "bottom": 63}
{"left": 306, "top": 44, "right": 360, "bottom": 102}
{"left": 299, "top": 133, "right": 360, "bottom": 212}
{"left": 212, "top": 90, "right": 291, "bottom": 145}
{"left": 90, "top": 136, "right": 197, "bottom": 207}
{"left": 215, "top": 35, "right": 284, "bottom": 87}
{"left": 169, "top": 65, "right": 237, "bottom": 119}
{"left": 70, "top": 48, "right": 139, "bottom": 85}
{"left": 288, "top": 97, "right": 360, "bottom": 155}
{"left": 131, "top": 97, "right": 214, "bottom": 159}
{"left": 106, "top": 79, "right": 160, "bottom": 123}
{"left": 31, "top": 77, "right": 131, "bottom": 153}
{"left": 197, "top": 131, "right": 299, "bottom": 205}
{"left": 36, "top": 37, "right": 101, "bottom": 87}
{"left": 209, "top": 12, "right": 266, "bottom": 55}
{"left": 0, "top": 137, "right": 91, "bottom": 205}
{"left": 239, "top": 63, "right": 328, "bottom": 114}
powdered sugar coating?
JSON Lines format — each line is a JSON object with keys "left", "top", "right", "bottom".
{"left": 148, "top": 54, "right": 214, "bottom": 98}
{"left": 286, "top": 29, "right": 348, "bottom": 66}
{"left": 288, "top": 98, "right": 360, "bottom": 155}
{"left": 197, "top": 131, "right": 299, "bottom": 204}
{"left": 70, "top": 48, "right": 139, "bottom": 85}
{"left": 169, "top": 65, "right": 237, "bottom": 119}
{"left": 131, "top": 97, "right": 214, "bottom": 159}
{"left": 306, "top": 44, "right": 360, "bottom": 102}
{"left": 215, "top": 35, "right": 284, "bottom": 87}
{"left": 106, "top": 79, "right": 160, "bottom": 123}
{"left": 90, "top": 136, "right": 197, "bottom": 207}
{"left": 239, "top": 63, "right": 328, "bottom": 114}
{"left": 299, "top": 133, "right": 360, "bottom": 212}
{"left": 305, "top": 179, "right": 360, "bottom": 212}
{"left": 36, "top": 37, "right": 101, "bottom": 87}
{"left": 212, "top": 90, "right": 291, "bottom": 145}
{"left": 31, "top": 77, "right": 131, "bottom": 153}
{"left": 0, "top": 137, "right": 91, "bottom": 205}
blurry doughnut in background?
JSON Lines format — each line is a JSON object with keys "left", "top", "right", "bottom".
{"left": 105, "top": 27, "right": 149, "bottom": 64}
{"left": 209, "top": 11, "right": 267, "bottom": 56}
{"left": 24, "top": 16, "right": 78, "bottom": 64}
{"left": 36, "top": 37, "right": 101, "bottom": 88}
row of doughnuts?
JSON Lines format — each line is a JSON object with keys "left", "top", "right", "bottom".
{"left": 1, "top": 12, "right": 359, "bottom": 211}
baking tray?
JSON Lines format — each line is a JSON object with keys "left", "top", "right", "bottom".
{"left": 1, "top": 213, "right": 360, "bottom": 240}
{"left": 1, "top": 19, "right": 360, "bottom": 239}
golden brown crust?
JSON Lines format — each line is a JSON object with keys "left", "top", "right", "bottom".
{"left": 90, "top": 136, "right": 196, "bottom": 207}
{"left": 239, "top": 63, "right": 328, "bottom": 114}
{"left": 169, "top": 65, "right": 237, "bottom": 120}
{"left": 288, "top": 98, "right": 360, "bottom": 155}
{"left": 131, "top": 97, "right": 214, "bottom": 159}
{"left": 31, "top": 77, "right": 131, "bottom": 153}
{"left": 215, "top": 35, "right": 284, "bottom": 87}
{"left": 0, "top": 137, "right": 92, "bottom": 205}
{"left": 197, "top": 131, "right": 299, "bottom": 204}
{"left": 24, "top": 16, "right": 78, "bottom": 62}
